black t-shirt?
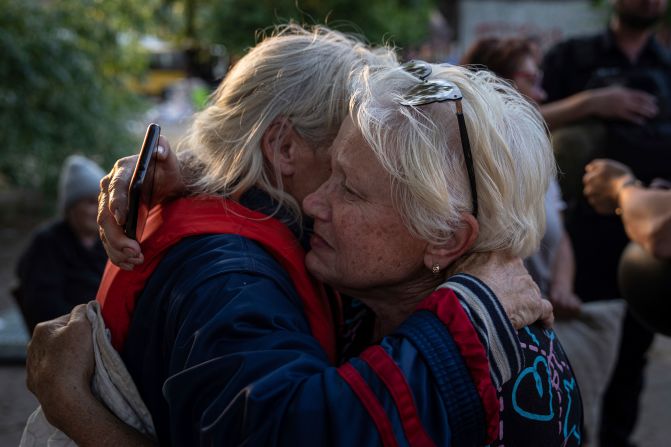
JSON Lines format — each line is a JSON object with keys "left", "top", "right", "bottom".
{"left": 543, "top": 29, "right": 671, "bottom": 104}
{"left": 541, "top": 29, "right": 671, "bottom": 300}
{"left": 543, "top": 29, "right": 671, "bottom": 184}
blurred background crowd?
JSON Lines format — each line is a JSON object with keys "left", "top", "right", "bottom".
{"left": 1, "top": 0, "right": 670, "bottom": 446}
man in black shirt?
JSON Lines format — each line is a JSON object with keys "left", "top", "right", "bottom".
{"left": 542, "top": 1, "right": 670, "bottom": 445}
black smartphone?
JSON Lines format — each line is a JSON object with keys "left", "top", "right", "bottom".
{"left": 124, "top": 123, "right": 161, "bottom": 240}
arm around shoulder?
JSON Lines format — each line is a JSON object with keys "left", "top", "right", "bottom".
{"left": 159, "top": 259, "right": 500, "bottom": 446}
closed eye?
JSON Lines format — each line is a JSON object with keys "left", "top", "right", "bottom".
{"left": 342, "top": 180, "right": 361, "bottom": 200}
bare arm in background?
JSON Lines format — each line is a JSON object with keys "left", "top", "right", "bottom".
{"left": 583, "top": 158, "right": 671, "bottom": 258}
{"left": 541, "top": 86, "right": 658, "bottom": 131}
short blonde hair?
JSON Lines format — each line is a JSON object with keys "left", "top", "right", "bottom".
{"left": 351, "top": 64, "right": 556, "bottom": 257}
{"left": 179, "top": 24, "right": 397, "bottom": 219}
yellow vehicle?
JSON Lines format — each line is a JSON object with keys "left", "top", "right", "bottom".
{"left": 129, "top": 37, "right": 228, "bottom": 97}
{"left": 130, "top": 36, "right": 188, "bottom": 97}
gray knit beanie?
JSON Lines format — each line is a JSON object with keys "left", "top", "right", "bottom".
{"left": 58, "top": 155, "right": 105, "bottom": 214}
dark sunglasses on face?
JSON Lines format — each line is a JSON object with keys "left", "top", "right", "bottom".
{"left": 398, "top": 60, "right": 478, "bottom": 219}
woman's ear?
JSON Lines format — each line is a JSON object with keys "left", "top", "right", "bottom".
{"left": 261, "top": 118, "right": 300, "bottom": 176}
{"left": 424, "top": 213, "right": 479, "bottom": 271}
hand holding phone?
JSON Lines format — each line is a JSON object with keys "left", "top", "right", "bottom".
{"left": 124, "top": 123, "right": 161, "bottom": 240}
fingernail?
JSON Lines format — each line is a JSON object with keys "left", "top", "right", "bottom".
{"left": 158, "top": 145, "right": 165, "bottom": 156}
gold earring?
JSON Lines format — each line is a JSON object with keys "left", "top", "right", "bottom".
{"left": 432, "top": 263, "right": 440, "bottom": 274}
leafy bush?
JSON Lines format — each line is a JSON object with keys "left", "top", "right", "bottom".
{"left": 194, "top": 0, "right": 433, "bottom": 55}
{"left": 0, "top": 0, "right": 156, "bottom": 195}
{"left": 0, "top": 0, "right": 438, "bottom": 196}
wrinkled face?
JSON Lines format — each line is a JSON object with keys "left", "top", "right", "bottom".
{"left": 303, "top": 117, "right": 428, "bottom": 295}
{"left": 513, "top": 56, "right": 547, "bottom": 105}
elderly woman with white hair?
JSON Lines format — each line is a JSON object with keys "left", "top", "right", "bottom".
{"left": 24, "top": 27, "right": 557, "bottom": 447}
{"left": 302, "top": 62, "right": 582, "bottom": 446}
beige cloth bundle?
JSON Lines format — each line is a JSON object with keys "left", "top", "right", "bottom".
{"left": 20, "top": 301, "right": 155, "bottom": 446}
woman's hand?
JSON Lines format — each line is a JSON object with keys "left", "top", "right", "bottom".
{"left": 26, "top": 305, "right": 155, "bottom": 446}
{"left": 26, "top": 305, "right": 94, "bottom": 431}
{"left": 98, "top": 136, "right": 185, "bottom": 269}
{"left": 456, "top": 252, "right": 554, "bottom": 329}
{"left": 583, "top": 158, "right": 635, "bottom": 214}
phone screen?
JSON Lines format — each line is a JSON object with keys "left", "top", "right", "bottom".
{"left": 124, "top": 123, "right": 161, "bottom": 240}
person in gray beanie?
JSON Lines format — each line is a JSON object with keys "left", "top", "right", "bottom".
{"left": 58, "top": 155, "right": 106, "bottom": 215}
{"left": 14, "top": 155, "right": 108, "bottom": 333}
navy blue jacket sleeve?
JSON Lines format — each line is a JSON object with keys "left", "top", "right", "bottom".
{"left": 153, "top": 238, "right": 519, "bottom": 446}
{"left": 162, "top": 273, "right": 466, "bottom": 446}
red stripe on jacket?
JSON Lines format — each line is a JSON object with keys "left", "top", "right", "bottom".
{"left": 361, "top": 346, "right": 436, "bottom": 447}
{"left": 337, "top": 363, "right": 400, "bottom": 447}
{"left": 416, "top": 287, "right": 499, "bottom": 444}
{"left": 96, "top": 196, "right": 337, "bottom": 364}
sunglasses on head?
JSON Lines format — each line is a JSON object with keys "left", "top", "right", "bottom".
{"left": 399, "top": 60, "right": 478, "bottom": 219}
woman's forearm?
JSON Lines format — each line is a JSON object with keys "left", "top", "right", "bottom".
{"left": 619, "top": 187, "right": 671, "bottom": 258}
{"left": 26, "top": 306, "right": 155, "bottom": 446}
{"left": 540, "top": 92, "right": 591, "bottom": 131}
{"left": 54, "top": 389, "right": 155, "bottom": 447}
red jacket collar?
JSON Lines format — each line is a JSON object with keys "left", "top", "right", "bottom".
{"left": 96, "top": 196, "right": 337, "bottom": 363}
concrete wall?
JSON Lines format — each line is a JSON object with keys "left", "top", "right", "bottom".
{"left": 459, "top": 0, "right": 609, "bottom": 54}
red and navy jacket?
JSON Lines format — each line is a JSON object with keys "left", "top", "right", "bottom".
{"left": 97, "top": 191, "right": 525, "bottom": 446}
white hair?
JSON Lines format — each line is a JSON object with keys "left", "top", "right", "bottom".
{"left": 351, "top": 64, "right": 556, "bottom": 257}
{"left": 178, "top": 24, "right": 397, "bottom": 220}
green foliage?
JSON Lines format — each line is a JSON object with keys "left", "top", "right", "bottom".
{"left": 0, "top": 0, "right": 438, "bottom": 195}
{"left": 195, "top": 0, "right": 434, "bottom": 55}
{"left": 0, "top": 0, "right": 158, "bottom": 195}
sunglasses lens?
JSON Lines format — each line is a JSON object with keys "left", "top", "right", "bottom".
{"left": 401, "top": 60, "right": 432, "bottom": 80}
{"left": 399, "top": 79, "right": 462, "bottom": 106}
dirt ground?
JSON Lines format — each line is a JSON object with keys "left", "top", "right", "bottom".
{"left": 0, "top": 201, "right": 669, "bottom": 446}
